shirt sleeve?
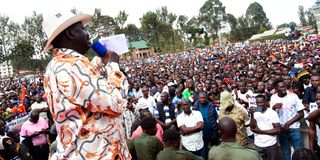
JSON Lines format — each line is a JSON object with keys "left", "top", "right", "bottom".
{"left": 269, "top": 95, "right": 276, "bottom": 109}
{"left": 176, "top": 115, "right": 183, "bottom": 127}
{"left": 20, "top": 124, "right": 27, "bottom": 137}
{"left": 270, "top": 110, "right": 280, "bottom": 123}
{"left": 294, "top": 94, "right": 305, "bottom": 112}
{"left": 195, "top": 111, "right": 204, "bottom": 123}
{"left": 55, "top": 58, "right": 128, "bottom": 116}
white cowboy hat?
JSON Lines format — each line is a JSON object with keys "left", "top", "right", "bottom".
{"left": 42, "top": 11, "right": 92, "bottom": 52}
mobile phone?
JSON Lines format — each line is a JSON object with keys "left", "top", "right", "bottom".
{"left": 255, "top": 106, "right": 263, "bottom": 112}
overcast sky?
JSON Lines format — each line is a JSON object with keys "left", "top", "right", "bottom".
{"left": 0, "top": 0, "right": 316, "bottom": 28}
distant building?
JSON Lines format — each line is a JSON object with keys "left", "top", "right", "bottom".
{"left": 313, "top": 0, "right": 320, "bottom": 34}
{"left": 129, "top": 40, "right": 155, "bottom": 59}
{"left": 0, "top": 61, "right": 13, "bottom": 78}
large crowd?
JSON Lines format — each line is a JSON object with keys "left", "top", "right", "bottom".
{"left": 0, "top": 38, "right": 320, "bottom": 160}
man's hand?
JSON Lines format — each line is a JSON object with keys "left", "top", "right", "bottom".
{"left": 273, "top": 103, "right": 283, "bottom": 110}
{"left": 284, "top": 122, "right": 290, "bottom": 133}
{"left": 250, "top": 118, "right": 257, "bottom": 129}
{"left": 249, "top": 107, "right": 256, "bottom": 114}
{"left": 102, "top": 51, "right": 120, "bottom": 64}
{"left": 251, "top": 126, "right": 261, "bottom": 133}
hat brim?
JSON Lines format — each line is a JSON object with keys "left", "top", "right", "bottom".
{"left": 43, "top": 14, "right": 92, "bottom": 52}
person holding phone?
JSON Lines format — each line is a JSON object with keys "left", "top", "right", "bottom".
{"left": 249, "top": 95, "right": 281, "bottom": 160}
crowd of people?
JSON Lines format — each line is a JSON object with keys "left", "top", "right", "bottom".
{"left": 0, "top": 15, "right": 320, "bottom": 159}
{"left": 120, "top": 39, "right": 320, "bottom": 160}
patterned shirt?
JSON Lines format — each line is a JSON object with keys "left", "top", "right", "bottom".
{"left": 44, "top": 48, "right": 131, "bottom": 160}
{"left": 219, "top": 105, "right": 249, "bottom": 146}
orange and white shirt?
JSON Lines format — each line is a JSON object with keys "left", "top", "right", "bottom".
{"left": 44, "top": 48, "right": 131, "bottom": 160}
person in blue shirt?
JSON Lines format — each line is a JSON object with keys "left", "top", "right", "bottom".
{"left": 193, "top": 92, "right": 219, "bottom": 159}
{"left": 172, "top": 88, "right": 183, "bottom": 113}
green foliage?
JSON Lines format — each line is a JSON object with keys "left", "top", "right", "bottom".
{"left": 0, "top": 15, "right": 19, "bottom": 63}
{"left": 198, "top": 0, "right": 227, "bottom": 39}
{"left": 298, "top": 6, "right": 308, "bottom": 26}
{"left": 140, "top": 6, "right": 183, "bottom": 53}
{"left": 9, "top": 38, "right": 34, "bottom": 72}
{"left": 305, "top": 9, "right": 317, "bottom": 33}
{"left": 86, "top": 8, "right": 120, "bottom": 41}
{"left": 226, "top": 2, "right": 273, "bottom": 42}
{"left": 123, "top": 24, "right": 142, "bottom": 42}
{"left": 115, "top": 10, "right": 128, "bottom": 29}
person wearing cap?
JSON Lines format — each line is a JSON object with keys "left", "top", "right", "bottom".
{"left": 297, "top": 70, "right": 311, "bottom": 89}
{"left": 218, "top": 91, "right": 249, "bottom": 147}
{"left": 42, "top": 11, "right": 130, "bottom": 159}
{"left": 133, "top": 117, "right": 163, "bottom": 160}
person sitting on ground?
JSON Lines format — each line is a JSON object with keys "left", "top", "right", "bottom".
{"left": 208, "top": 117, "right": 260, "bottom": 160}
{"left": 156, "top": 128, "right": 203, "bottom": 160}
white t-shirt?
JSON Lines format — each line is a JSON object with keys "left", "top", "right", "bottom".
{"left": 137, "top": 96, "right": 157, "bottom": 115}
{"left": 31, "top": 101, "right": 49, "bottom": 120}
{"left": 270, "top": 91, "right": 305, "bottom": 128}
{"left": 177, "top": 111, "right": 204, "bottom": 151}
{"left": 253, "top": 108, "right": 280, "bottom": 147}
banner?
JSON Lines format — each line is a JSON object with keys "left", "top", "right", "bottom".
{"left": 7, "top": 114, "right": 29, "bottom": 129}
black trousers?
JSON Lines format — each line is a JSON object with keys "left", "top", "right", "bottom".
{"left": 255, "top": 143, "right": 282, "bottom": 160}
{"left": 30, "top": 143, "right": 49, "bottom": 160}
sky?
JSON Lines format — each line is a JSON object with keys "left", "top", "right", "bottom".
{"left": 0, "top": 0, "right": 317, "bottom": 28}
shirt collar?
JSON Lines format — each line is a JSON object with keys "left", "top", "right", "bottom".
{"left": 51, "top": 48, "right": 85, "bottom": 58}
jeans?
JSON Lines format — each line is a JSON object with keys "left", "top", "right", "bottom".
{"left": 183, "top": 145, "right": 206, "bottom": 160}
{"left": 278, "top": 128, "right": 303, "bottom": 160}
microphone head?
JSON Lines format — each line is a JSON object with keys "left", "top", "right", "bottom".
{"left": 91, "top": 41, "right": 107, "bottom": 57}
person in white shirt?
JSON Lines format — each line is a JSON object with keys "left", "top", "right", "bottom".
{"left": 177, "top": 99, "right": 205, "bottom": 159}
{"left": 137, "top": 86, "right": 157, "bottom": 115}
{"left": 270, "top": 80, "right": 304, "bottom": 160}
{"left": 249, "top": 94, "right": 281, "bottom": 160}
{"left": 30, "top": 94, "right": 49, "bottom": 121}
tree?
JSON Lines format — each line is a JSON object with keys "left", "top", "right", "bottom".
{"left": 237, "top": 16, "right": 251, "bottom": 41}
{"left": 245, "top": 2, "right": 272, "bottom": 34}
{"left": 86, "top": 8, "right": 119, "bottom": 40}
{"left": 226, "top": 13, "right": 240, "bottom": 42}
{"left": 124, "top": 24, "right": 141, "bottom": 42}
{"left": 140, "top": 11, "right": 160, "bottom": 52}
{"left": 21, "top": 11, "right": 46, "bottom": 58}
{"left": 176, "top": 15, "right": 189, "bottom": 45}
{"left": 298, "top": 6, "right": 308, "bottom": 26}
{"left": 0, "top": 15, "right": 19, "bottom": 63}
{"left": 115, "top": 10, "right": 128, "bottom": 29}
{"left": 305, "top": 8, "right": 317, "bottom": 32}
{"left": 9, "top": 38, "right": 35, "bottom": 73}
{"left": 198, "top": 0, "right": 227, "bottom": 40}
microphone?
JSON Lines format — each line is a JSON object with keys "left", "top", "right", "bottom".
{"left": 91, "top": 41, "right": 107, "bottom": 57}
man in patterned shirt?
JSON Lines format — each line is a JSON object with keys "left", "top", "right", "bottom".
{"left": 219, "top": 91, "right": 250, "bottom": 147}
{"left": 42, "top": 11, "right": 130, "bottom": 159}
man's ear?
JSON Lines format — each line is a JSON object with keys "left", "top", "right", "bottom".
{"left": 65, "top": 29, "right": 75, "bottom": 40}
